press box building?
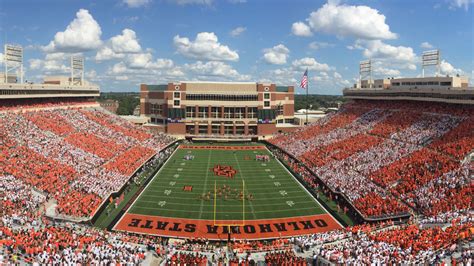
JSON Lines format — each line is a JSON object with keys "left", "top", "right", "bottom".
{"left": 140, "top": 81, "right": 296, "bottom": 138}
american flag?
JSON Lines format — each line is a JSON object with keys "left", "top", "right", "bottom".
{"left": 300, "top": 69, "right": 308, "bottom": 90}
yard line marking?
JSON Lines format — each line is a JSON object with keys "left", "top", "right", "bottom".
{"left": 132, "top": 206, "right": 319, "bottom": 214}
{"left": 144, "top": 186, "right": 304, "bottom": 193}
{"left": 114, "top": 146, "right": 180, "bottom": 229}
{"left": 198, "top": 149, "right": 212, "bottom": 219}
{"left": 233, "top": 152, "right": 257, "bottom": 220}
{"left": 267, "top": 146, "right": 344, "bottom": 228}
{"left": 140, "top": 194, "right": 312, "bottom": 201}
{"left": 137, "top": 199, "right": 315, "bottom": 207}
{"left": 149, "top": 179, "right": 293, "bottom": 186}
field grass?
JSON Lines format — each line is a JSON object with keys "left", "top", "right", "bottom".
{"left": 126, "top": 143, "right": 328, "bottom": 223}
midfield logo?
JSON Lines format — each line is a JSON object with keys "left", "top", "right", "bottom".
{"left": 211, "top": 165, "right": 237, "bottom": 178}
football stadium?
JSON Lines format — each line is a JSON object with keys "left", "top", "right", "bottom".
{"left": 1, "top": 1, "right": 473, "bottom": 265}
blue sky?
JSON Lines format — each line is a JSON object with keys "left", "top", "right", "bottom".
{"left": 0, "top": 0, "right": 472, "bottom": 94}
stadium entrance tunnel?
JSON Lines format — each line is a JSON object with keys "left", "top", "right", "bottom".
{"left": 113, "top": 213, "right": 342, "bottom": 240}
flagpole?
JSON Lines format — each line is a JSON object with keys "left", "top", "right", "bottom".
{"left": 306, "top": 69, "right": 309, "bottom": 125}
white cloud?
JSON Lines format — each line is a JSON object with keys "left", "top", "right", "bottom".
{"left": 291, "top": 57, "right": 332, "bottom": 72}
{"left": 230, "top": 27, "right": 246, "bottom": 37}
{"left": 122, "top": 0, "right": 151, "bottom": 8}
{"left": 108, "top": 61, "right": 183, "bottom": 79}
{"left": 263, "top": 44, "right": 290, "bottom": 65}
{"left": 373, "top": 66, "right": 401, "bottom": 77}
{"left": 125, "top": 53, "right": 174, "bottom": 69}
{"left": 86, "top": 70, "right": 97, "bottom": 80}
{"left": 305, "top": 2, "right": 397, "bottom": 40}
{"left": 28, "top": 57, "right": 69, "bottom": 73}
{"left": 96, "top": 46, "right": 125, "bottom": 61}
{"left": 352, "top": 40, "right": 417, "bottom": 70}
{"left": 184, "top": 61, "right": 251, "bottom": 81}
{"left": 173, "top": 32, "right": 239, "bottom": 61}
{"left": 110, "top": 29, "right": 141, "bottom": 53}
{"left": 440, "top": 60, "right": 464, "bottom": 76}
{"left": 110, "top": 62, "right": 127, "bottom": 74}
{"left": 257, "top": 56, "right": 346, "bottom": 94}
{"left": 310, "top": 70, "right": 351, "bottom": 91}
{"left": 259, "top": 67, "right": 297, "bottom": 85}
{"left": 93, "top": 28, "right": 182, "bottom": 83}
{"left": 115, "top": 75, "right": 129, "bottom": 81}
{"left": 29, "top": 59, "right": 43, "bottom": 70}
{"left": 448, "top": 0, "right": 473, "bottom": 10}
{"left": 420, "top": 42, "right": 434, "bottom": 49}
{"left": 96, "top": 29, "right": 142, "bottom": 61}
{"left": 28, "top": 52, "right": 82, "bottom": 76}
{"left": 126, "top": 53, "right": 153, "bottom": 68}
{"left": 43, "top": 9, "right": 102, "bottom": 52}
{"left": 291, "top": 22, "right": 312, "bottom": 37}
{"left": 360, "top": 40, "right": 415, "bottom": 62}
{"left": 308, "top": 41, "right": 333, "bottom": 50}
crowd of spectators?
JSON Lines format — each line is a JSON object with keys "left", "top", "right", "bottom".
{"left": 1, "top": 223, "right": 151, "bottom": 264}
{"left": 404, "top": 160, "right": 473, "bottom": 217}
{"left": 1, "top": 99, "right": 473, "bottom": 265}
{"left": 0, "top": 101, "right": 178, "bottom": 264}
{"left": 0, "top": 171, "right": 157, "bottom": 264}
{"left": 269, "top": 100, "right": 474, "bottom": 219}
{"left": 104, "top": 146, "right": 156, "bottom": 175}
{"left": 0, "top": 175, "right": 46, "bottom": 227}
{"left": 0, "top": 98, "right": 96, "bottom": 112}
{"left": 1, "top": 106, "right": 174, "bottom": 218}
{"left": 164, "top": 252, "right": 208, "bottom": 265}
{"left": 64, "top": 132, "right": 126, "bottom": 160}
{"left": 317, "top": 214, "right": 473, "bottom": 265}
{"left": 264, "top": 251, "right": 307, "bottom": 265}
{"left": 429, "top": 117, "right": 474, "bottom": 160}
{"left": 80, "top": 109, "right": 152, "bottom": 141}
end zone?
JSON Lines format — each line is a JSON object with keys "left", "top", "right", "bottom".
{"left": 113, "top": 213, "right": 342, "bottom": 240}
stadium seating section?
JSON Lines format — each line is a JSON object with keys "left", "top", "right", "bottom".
{"left": 1, "top": 105, "right": 174, "bottom": 218}
{"left": 270, "top": 100, "right": 473, "bottom": 219}
{"left": 1, "top": 99, "right": 472, "bottom": 264}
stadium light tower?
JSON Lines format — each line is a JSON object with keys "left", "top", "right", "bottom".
{"left": 71, "top": 56, "right": 84, "bottom": 86}
{"left": 4, "top": 44, "right": 23, "bottom": 83}
{"left": 359, "top": 60, "right": 372, "bottom": 88}
{"left": 422, "top": 50, "right": 440, "bottom": 77}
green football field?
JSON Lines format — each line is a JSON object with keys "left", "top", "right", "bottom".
{"left": 125, "top": 143, "right": 329, "bottom": 222}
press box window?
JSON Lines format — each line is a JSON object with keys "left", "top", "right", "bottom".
{"left": 174, "top": 100, "right": 180, "bottom": 106}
